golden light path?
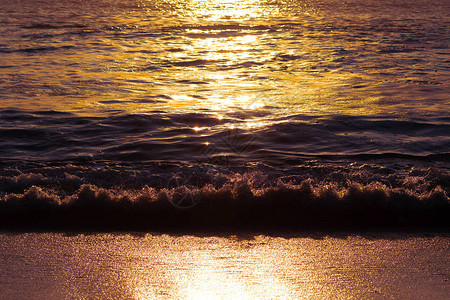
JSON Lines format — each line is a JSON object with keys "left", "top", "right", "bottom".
{"left": 1, "top": 0, "right": 386, "bottom": 120}
{"left": 6, "top": 233, "right": 441, "bottom": 299}
{"left": 128, "top": 236, "right": 299, "bottom": 299}
{"left": 72, "top": 234, "right": 363, "bottom": 299}
{"left": 4, "top": 0, "right": 442, "bottom": 119}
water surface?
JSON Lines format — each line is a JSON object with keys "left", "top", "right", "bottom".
{"left": 0, "top": 232, "right": 448, "bottom": 299}
{"left": 0, "top": 0, "right": 449, "bottom": 228}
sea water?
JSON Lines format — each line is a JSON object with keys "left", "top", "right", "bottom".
{"left": 1, "top": 0, "right": 449, "bottom": 298}
{"left": 0, "top": 0, "right": 449, "bottom": 228}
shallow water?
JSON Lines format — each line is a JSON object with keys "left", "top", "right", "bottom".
{"left": 0, "top": 0, "right": 449, "bottom": 228}
{"left": 0, "top": 232, "right": 449, "bottom": 299}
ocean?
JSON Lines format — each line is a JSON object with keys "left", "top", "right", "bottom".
{"left": 0, "top": 0, "right": 449, "bottom": 297}
{"left": 0, "top": 0, "right": 448, "bottom": 229}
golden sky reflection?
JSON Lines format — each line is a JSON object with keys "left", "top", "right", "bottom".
{"left": 0, "top": 0, "right": 379, "bottom": 121}
{"left": 2, "top": 0, "right": 447, "bottom": 124}
{"left": 123, "top": 235, "right": 335, "bottom": 299}
{"left": 36, "top": 233, "right": 446, "bottom": 300}
{"left": 1, "top": 233, "right": 449, "bottom": 299}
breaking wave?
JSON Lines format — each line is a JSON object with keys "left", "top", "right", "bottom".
{"left": 0, "top": 161, "right": 448, "bottom": 230}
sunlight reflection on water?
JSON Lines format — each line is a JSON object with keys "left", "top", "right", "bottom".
{"left": 0, "top": 233, "right": 448, "bottom": 299}
{"left": 1, "top": 0, "right": 447, "bottom": 120}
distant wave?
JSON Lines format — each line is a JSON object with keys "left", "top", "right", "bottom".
{"left": 0, "top": 46, "right": 75, "bottom": 54}
{"left": 0, "top": 161, "right": 448, "bottom": 230}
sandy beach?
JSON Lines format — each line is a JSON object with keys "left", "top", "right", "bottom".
{"left": 0, "top": 231, "right": 448, "bottom": 299}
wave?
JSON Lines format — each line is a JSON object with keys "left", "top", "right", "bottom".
{"left": 0, "top": 109, "right": 449, "bottom": 162}
{"left": 0, "top": 161, "right": 448, "bottom": 230}
{"left": 23, "top": 23, "right": 87, "bottom": 29}
{"left": 0, "top": 45, "right": 75, "bottom": 54}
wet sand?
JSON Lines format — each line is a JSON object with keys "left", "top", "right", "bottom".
{"left": 0, "top": 231, "right": 448, "bottom": 299}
